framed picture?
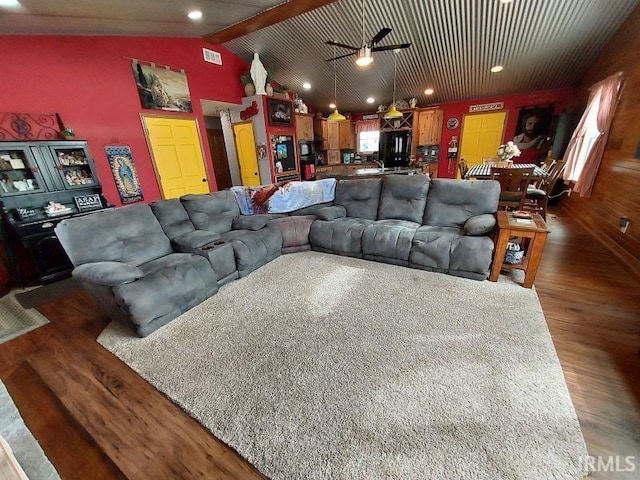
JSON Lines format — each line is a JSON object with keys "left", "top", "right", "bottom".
{"left": 266, "top": 98, "right": 293, "bottom": 127}
{"left": 131, "top": 61, "right": 193, "bottom": 113}
{"left": 513, "top": 106, "right": 554, "bottom": 150}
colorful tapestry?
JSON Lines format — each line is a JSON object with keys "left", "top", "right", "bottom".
{"left": 132, "top": 61, "right": 192, "bottom": 113}
{"left": 105, "top": 146, "right": 144, "bottom": 204}
{"left": 231, "top": 178, "right": 336, "bottom": 215}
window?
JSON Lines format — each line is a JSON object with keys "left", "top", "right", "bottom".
{"left": 358, "top": 130, "right": 380, "bottom": 153}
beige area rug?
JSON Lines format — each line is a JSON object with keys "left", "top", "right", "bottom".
{"left": 98, "top": 251, "right": 589, "bottom": 480}
{"left": 0, "top": 291, "right": 49, "bottom": 345}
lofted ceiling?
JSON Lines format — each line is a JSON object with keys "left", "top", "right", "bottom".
{"left": 2, "top": 0, "right": 639, "bottom": 114}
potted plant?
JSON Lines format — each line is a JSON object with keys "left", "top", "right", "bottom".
{"left": 240, "top": 71, "right": 255, "bottom": 96}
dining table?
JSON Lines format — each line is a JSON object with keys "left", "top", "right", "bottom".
{"left": 464, "top": 163, "right": 548, "bottom": 180}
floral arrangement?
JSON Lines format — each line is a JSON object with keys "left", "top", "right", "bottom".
{"left": 496, "top": 141, "right": 521, "bottom": 162}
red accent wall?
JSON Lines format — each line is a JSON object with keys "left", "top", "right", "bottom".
{"left": 435, "top": 88, "right": 575, "bottom": 177}
{"left": 0, "top": 35, "right": 249, "bottom": 205}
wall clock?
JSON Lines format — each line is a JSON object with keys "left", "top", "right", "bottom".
{"left": 446, "top": 117, "right": 460, "bottom": 130}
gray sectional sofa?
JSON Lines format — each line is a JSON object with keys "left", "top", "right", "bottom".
{"left": 55, "top": 176, "right": 500, "bottom": 337}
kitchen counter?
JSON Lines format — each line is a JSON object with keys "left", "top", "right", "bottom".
{"left": 315, "top": 167, "right": 423, "bottom": 179}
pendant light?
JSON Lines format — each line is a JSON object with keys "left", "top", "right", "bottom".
{"left": 383, "top": 51, "right": 403, "bottom": 120}
{"left": 328, "top": 45, "right": 346, "bottom": 122}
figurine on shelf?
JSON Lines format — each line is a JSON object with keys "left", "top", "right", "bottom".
{"left": 44, "top": 201, "right": 70, "bottom": 215}
{"left": 250, "top": 53, "right": 268, "bottom": 95}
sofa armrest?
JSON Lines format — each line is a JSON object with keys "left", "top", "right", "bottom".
{"left": 316, "top": 205, "right": 347, "bottom": 221}
{"left": 464, "top": 214, "right": 497, "bottom": 236}
{"left": 172, "top": 230, "right": 221, "bottom": 252}
{"left": 73, "top": 262, "right": 144, "bottom": 286}
{"left": 232, "top": 215, "right": 272, "bottom": 231}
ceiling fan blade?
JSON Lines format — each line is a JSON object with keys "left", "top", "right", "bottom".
{"left": 370, "top": 27, "right": 392, "bottom": 45}
{"left": 325, "top": 52, "right": 357, "bottom": 61}
{"left": 371, "top": 43, "right": 411, "bottom": 52}
{"left": 325, "top": 40, "right": 359, "bottom": 51}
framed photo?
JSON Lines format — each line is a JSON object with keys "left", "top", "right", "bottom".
{"left": 266, "top": 98, "right": 293, "bottom": 127}
{"left": 513, "top": 106, "right": 554, "bottom": 150}
{"left": 131, "top": 61, "right": 193, "bottom": 113}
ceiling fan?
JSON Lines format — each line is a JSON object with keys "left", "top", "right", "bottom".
{"left": 325, "top": 0, "right": 410, "bottom": 66}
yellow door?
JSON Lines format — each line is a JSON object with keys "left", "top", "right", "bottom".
{"left": 232, "top": 122, "right": 261, "bottom": 186}
{"left": 459, "top": 112, "right": 507, "bottom": 177}
{"left": 142, "top": 116, "right": 210, "bottom": 198}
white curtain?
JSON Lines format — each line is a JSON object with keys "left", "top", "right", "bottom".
{"left": 563, "top": 73, "right": 622, "bottom": 197}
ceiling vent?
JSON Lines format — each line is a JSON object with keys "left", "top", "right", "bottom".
{"left": 203, "top": 48, "right": 222, "bottom": 65}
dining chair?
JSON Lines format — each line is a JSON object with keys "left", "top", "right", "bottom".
{"left": 458, "top": 158, "right": 469, "bottom": 179}
{"left": 523, "top": 160, "right": 566, "bottom": 220}
{"left": 490, "top": 166, "right": 534, "bottom": 211}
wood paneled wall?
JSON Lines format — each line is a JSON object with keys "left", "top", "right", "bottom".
{"left": 561, "top": 5, "right": 640, "bottom": 278}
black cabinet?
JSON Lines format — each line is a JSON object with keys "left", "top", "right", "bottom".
{"left": 0, "top": 140, "right": 108, "bottom": 285}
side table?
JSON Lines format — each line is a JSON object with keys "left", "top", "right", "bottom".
{"left": 490, "top": 211, "right": 550, "bottom": 288}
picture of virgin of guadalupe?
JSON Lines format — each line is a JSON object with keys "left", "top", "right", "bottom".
{"left": 110, "top": 154, "right": 143, "bottom": 203}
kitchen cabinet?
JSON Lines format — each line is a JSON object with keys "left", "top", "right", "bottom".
{"left": 0, "top": 140, "right": 107, "bottom": 284}
{"left": 338, "top": 119, "right": 355, "bottom": 150}
{"left": 416, "top": 108, "right": 443, "bottom": 146}
{"left": 295, "top": 113, "right": 314, "bottom": 142}
{"left": 327, "top": 122, "right": 340, "bottom": 150}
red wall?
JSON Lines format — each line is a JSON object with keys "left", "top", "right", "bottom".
{"left": 0, "top": 35, "right": 249, "bottom": 205}
{"left": 435, "top": 87, "right": 575, "bottom": 177}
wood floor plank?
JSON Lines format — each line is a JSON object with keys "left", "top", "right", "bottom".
{"left": 0, "top": 207, "right": 638, "bottom": 479}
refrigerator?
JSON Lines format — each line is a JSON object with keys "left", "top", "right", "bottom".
{"left": 379, "top": 130, "right": 412, "bottom": 168}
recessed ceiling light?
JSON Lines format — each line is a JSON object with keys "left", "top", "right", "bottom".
{"left": 0, "top": 0, "right": 20, "bottom": 7}
{"left": 303, "top": 82, "right": 311, "bottom": 90}
{"left": 329, "top": 103, "right": 336, "bottom": 109}
{"left": 500, "top": 0, "right": 513, "bottom": 3}
{"left": 188, "top": 10, "right": 203, "bottom": 20}
{"left": 424, "top": 88, "right": 434, "bottom": 95}
{"left": 490, "top": 65, "right": 504, "bottom": 73}
{"left": 366, "top": 97, "right": 375, "bottom": 104}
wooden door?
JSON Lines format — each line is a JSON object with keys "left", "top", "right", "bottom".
{"left": 206, "top": 128, "right": 233, "bottom": 191}
{"left": 459, "top": 111, "right": 507, "bottom": 175}
{"left": 232, "top": 122, "right": 261, "bottom": 186}
{"left": 295, "top": 114, "right": 314, "bottom": 141}
{"left": 142, "top": 116, "right": 209, "bottom": 199}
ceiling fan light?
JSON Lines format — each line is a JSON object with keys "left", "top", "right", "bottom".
{"left": 328, "top": 108, "right": 346, "bottom": 122}
{"left": 383, "top": 105, "right": 403, "bottom": 119}
{"left": 355, "top": 47, "right": 373, "bottom": 67}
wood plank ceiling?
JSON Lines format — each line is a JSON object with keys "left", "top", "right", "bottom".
{"left": 2, "top": 0, "right": 639, "bottom": 113}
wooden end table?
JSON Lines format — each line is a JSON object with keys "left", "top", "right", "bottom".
{"left": 490, "top": 211, "right": 550, "bottom": 288}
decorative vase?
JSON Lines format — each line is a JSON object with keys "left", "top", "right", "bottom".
{"left": 265, "top": 83, "right": 274, "bottom": 96}
{"left": 244, "top": 83, "right": 256, "bottom": 96}
{"left": 60, "top": 133, "right": 75, "bottom": 140}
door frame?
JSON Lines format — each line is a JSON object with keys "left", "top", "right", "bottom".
{"left": 140, "top": 113, "right": 210, "bottom": 199}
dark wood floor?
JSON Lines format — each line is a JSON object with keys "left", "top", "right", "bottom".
{"left": 1, "top": 208, "right": 639, "bottom": 479}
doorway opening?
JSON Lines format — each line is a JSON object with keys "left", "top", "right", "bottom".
{"left": 201, "top": 99, "right": 242, "bottom": 189}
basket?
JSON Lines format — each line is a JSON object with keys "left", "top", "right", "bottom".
{"left": 504, "top": 241, "right": 524, "bottom": 264}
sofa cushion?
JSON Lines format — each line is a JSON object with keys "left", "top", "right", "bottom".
{"left": 464, "top": 214, "right": 497, "bottom": 236}
{"left": 55, "top": 203, "right": 172, "bottom": 267}
{"left": 378, "top": 175, "right": 430, "bottom": 223}
{"left": 268, "top": 215, "right": 316, "bottom": 250}
{"left": 172, "top": 230, "right": 222, "bottom": 251}
{"left": 73, "top": 262, "right": 144, "bottom": 286}
{"left": 424, "top": 179, "right": 500, "bottom": 228}
{"left": 309, "top": 217, "right": 375, "bottom": 257}
{"left": 409, "top": 226, "right": 461, "bottom": 272}
{"left": 150, "top": 198, "right": 194, "bottom": 239}
{"left": 316, "top": 205, "right": 347, "bottom": 221}
{"left": 220, "top": 227, "right": 282, "bottom": 276}
{"left": 232, "top": 215, "right": 270, "bottom": 231}
{"left": 288, "top": 201, "right": 333, "bottom": 216}
{"left": 362, "top": 220, "right": 420, "bottom": 265}
{"left": 181, "top": 191, "right": 240, "bottom": 234}
{"left": 334, "top": 178, "right": 383, "bottom": 220}
{"left": 115, "top": 253, "right": 218, "bottom": 336}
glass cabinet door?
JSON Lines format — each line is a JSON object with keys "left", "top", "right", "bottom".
{"left": 0, "top": 143, "right": 48, "bottom": 197}
{"left": 47, "top": 143, "right": 100, "bottom": 190}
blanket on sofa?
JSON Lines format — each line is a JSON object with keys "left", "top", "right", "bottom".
{"left": 231, "top": 178, "right": 336, "bottom": 215}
